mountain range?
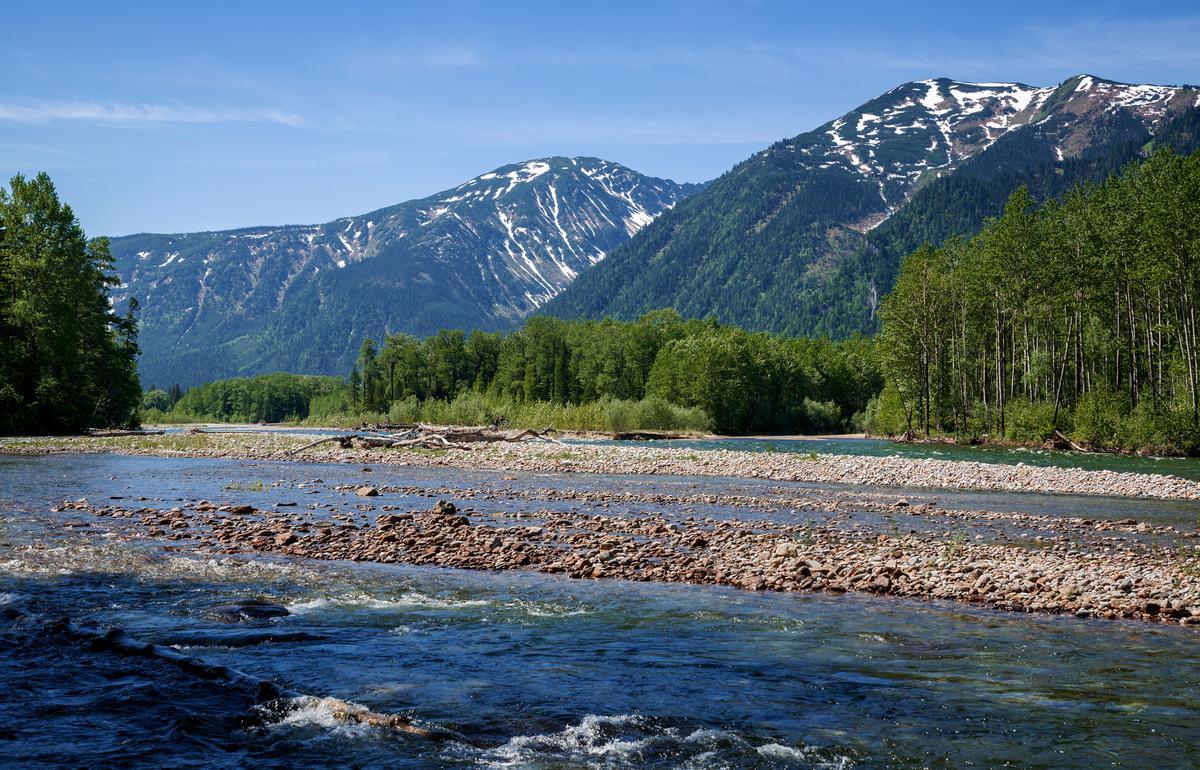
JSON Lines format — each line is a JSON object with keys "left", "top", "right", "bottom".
{"left": 546, "top": 74, "right": 1200, "bottom": 335}
{"left": 110, "top": 74, "right": 1200, "bottom": 387}
{"left": 109, "top": 159, "right": 700, "bottom": 386}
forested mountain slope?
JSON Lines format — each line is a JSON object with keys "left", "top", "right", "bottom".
{"left": 547, "top": 75, "right": 1200, "bottom": 336}
{"left": 109, "top": 158, "right": 700, "bottom": 386}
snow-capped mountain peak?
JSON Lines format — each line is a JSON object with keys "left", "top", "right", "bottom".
{"left": 754, "top": 74, "right": 1196, "bottom": 224}
{"left": 107, "top": 157, "right": 701, "bottom": 385}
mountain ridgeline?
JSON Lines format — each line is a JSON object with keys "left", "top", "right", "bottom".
{"left": 109, "top": 158, "right": 701, "bottom": 387}
{"left": 546, "top": 75, "right": 1200, "bottom": 337}
{"left": 110, "top": 74, "right": 1200, "bottom": 389}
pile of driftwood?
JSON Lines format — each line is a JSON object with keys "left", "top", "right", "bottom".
{"left": 287, "top": 424, "right": 563, "bottom": 455}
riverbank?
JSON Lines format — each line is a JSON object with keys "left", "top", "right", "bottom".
{"left": 6, "top": 430, "right": 1200, "bottom": 499}
{"left": 886, "top": 430, "right": 1200, "bottom": 459}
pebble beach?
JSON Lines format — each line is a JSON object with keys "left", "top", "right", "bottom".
{"left": 13, "top": 429, "right": 1200, "bottom": 627}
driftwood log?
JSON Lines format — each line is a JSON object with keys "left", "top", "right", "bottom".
{"left": 1043, "top": 429, "right": 1089, "bottom": 453}
{"left": 612, "top": 431, "right": 688, "bottom": 441}
{"left": 87, "top": 428, "right": 166, "bottom": 437}
{"left": 355, "top": 422, "right": 419, "bottom": 432}
{"left": 287, "top": 425, "right": 563, "bottom": 456}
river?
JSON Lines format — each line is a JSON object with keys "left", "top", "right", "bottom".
{"left": 2, "top": 452, "right": 1199, "bottom": 768}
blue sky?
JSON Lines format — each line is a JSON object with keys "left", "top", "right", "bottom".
{"left": 2, "top": 1, "right": 1198, "bottom": 235}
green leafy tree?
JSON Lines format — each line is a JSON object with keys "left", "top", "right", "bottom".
{"left": 0, "top": 173, "right": 140, "bottom": 433}
{"left": 877, "top": 148, "right": 1200, "bottom": 454}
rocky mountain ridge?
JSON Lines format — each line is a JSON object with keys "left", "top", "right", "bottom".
{"left": 546, "top": 74, "right": 1200, "bottom": 335}
{"left": 109, "top": 157, "right": 700, "bottom": 386}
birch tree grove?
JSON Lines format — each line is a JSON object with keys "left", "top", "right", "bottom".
{"left": 875, "top": 149, "right": 1200, "bottom": 454}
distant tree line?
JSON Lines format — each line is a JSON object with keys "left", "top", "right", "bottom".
{"left": 160, "top": 373, "right": 344, "bottom": 423}
{"left": 141, "top": 383, "right": 185, "bottom": 412}
{"left": 872, "top": 148, "right": 1200, "bottom": 454}
{"left": 0, "top": 173, "right": 141, "bottom": 434}
{"left": 337, "top": 310, "right": 880, "bottom": 434}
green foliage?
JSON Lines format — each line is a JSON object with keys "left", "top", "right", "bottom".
{"left": 0, "top": 173, "right": 141, "bottom": 434}
{"left": 879, "top": 148, "right": 1200, "bottom": 454}
{"left": 863, "top": 382, "right": 910, "bottom": 436}
{"left": 171, "top": 373, "right": 344, "bottom": 423}
{"left": 1071, "top": 390, "right": 1125, "bottom": 447}
{"left": 309, "top": 387, "right": 356, "bottom": 420}
{"left": 139, "top": 408, "right": 207, "bottom": 425}
{"left": 224, "top": 480, "right": 266, "bottom": 492}
{"left": 141, "top": 389, "right": 173, "bottom": 412}
{"left": 214, "top": 311, "right": 873, "bottom": 435}
{"left": 387, "top": 396, "right": 422, "bottom": 424}
{"left": 307, "top": 391, "right": 709, "bottom": 433}
{"left": 800, "top": 398, "right": 844, "bottom": 434}
{"left": 324, "top": 310, "right": 878, "bottom": 435}
{"left": 1003, "top": 399, "right": 1059, "bottom": 443}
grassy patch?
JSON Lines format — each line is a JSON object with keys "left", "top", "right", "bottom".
{"left": 224, "top": 480, "right": 266, "bottom": 492}
{"left": 942, "top": 530, "right": 968, "bottom": 560}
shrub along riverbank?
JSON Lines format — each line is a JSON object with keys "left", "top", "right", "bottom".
{"left": 301, "top": 392, "right": 710, "bottom": 434}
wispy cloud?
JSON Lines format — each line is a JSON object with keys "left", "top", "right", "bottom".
{"left": 0, "top": 141, "right": 81, "bottom": 157}
{"left": 342, "top": 14, "right": 1200, "bottom": 92}
{"left": 344, "top": 45, "right": 485, "bottom": 72}
{"left": 0, "top": 100, "right": 306, "bottom": 127}
{"left": 751, "top": 16, "right": 1200, "bottom": 86}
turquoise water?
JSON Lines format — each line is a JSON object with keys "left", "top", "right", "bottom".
{"left": 579, "top": 435, "right": 1200, "bottom": 481}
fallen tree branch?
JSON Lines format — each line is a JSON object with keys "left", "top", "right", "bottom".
{"left": 1046, "top": 429, "right": 1090, "bottom": 453}
{"left": 287, "top": 435, "right": 355, "bottom": 455}
{"left": 357, "top": 422, "right": 419, "bottom": 432}
{"left": 286, "top": 425, "right": 564, "bottom": 455}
